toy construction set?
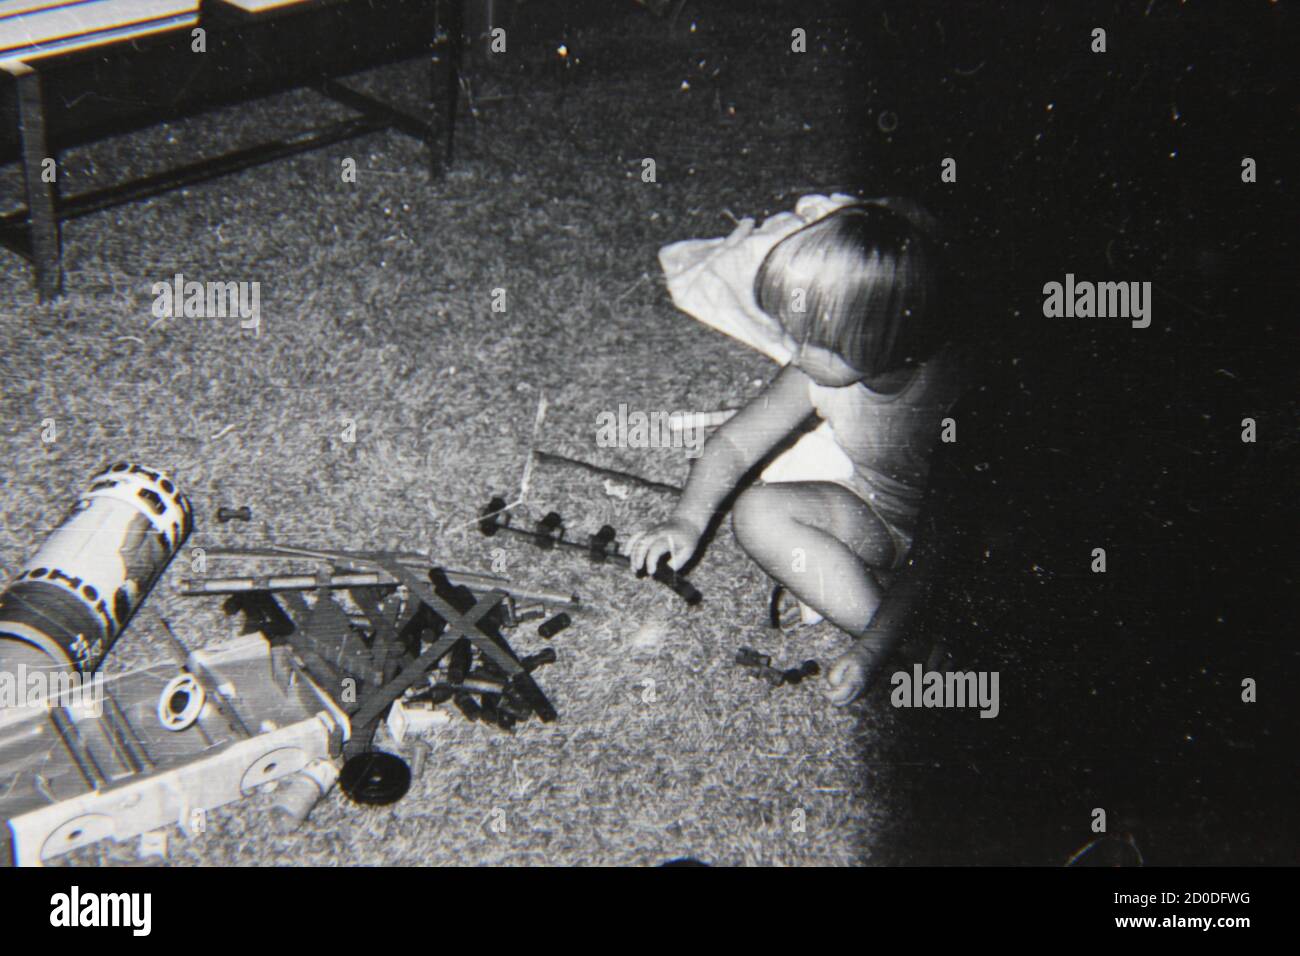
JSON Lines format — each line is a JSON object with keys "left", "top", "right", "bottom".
{"left": 0, "top": 453, "right": 812, "bottom": 867}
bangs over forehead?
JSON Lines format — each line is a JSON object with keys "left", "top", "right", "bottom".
{"left": 754, "top": 203, "right": 941, "bottom": 377}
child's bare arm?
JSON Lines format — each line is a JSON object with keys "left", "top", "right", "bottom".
{"left": 629, "top": 364, "right": 815, "bottom": 572}
{"left": 675, "top": 364, "right": 815, "bottom": 532}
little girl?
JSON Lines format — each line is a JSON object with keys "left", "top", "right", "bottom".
{"left": 628, "top": 201, "right": 967, "bottom": 705}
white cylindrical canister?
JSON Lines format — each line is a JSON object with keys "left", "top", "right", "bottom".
{"left": 0, "top": 463, "right": 192, "bottom": 673}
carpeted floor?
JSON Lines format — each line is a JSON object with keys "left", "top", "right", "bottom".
{"left": 1, "top": 1, "right": 902, "bottom": 867}
{"left": 1, "top": 0, "right": 1293, "bottom": 866}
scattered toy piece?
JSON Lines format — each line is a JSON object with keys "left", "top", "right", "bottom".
{"left": 538, "top": 612, "right": 571, "bottom": 639}
{"left": 768, "top": 584, "right": 821, "bottom": 629}
{"left": 535, "top": 511, "right": 564, "bottom": 550}
{"left": 588, "top": 524, "right": 617, "bottom": 563}
{"left": 406, "top": 739, "right": 431, "bottom": 781}
{"left": 454, "top": 693, "right": 482, "bottom": 722}
{"left": 735, "top": 646, "right": 820, "bottom": 687}
{"left": 782, "top": 660, "right": 821, "bottom": 685}
{"left": 217, "top": 505, "right": 252, "bottom": 523}
{"left": 386, "top": 698, "right": 453, "bottom": 743}
{"left": 339, "top": 751, "right": 411, "bottom": 806}
{"left": 513, "top": 603, "right": 549, "bottom": 624}
{"left": 522, "top": 647, "right": 558, "bottom": 670}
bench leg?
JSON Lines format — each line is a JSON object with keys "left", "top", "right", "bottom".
{"left": 430, "top": 0, "right": 463, "bottom": 179}
{"left": 15, "top": 66, "right": 62, "bottom": 301}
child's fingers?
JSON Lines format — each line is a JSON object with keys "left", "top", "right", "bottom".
{"left": 666, "top": 531, "right": 698, "bottom": 571}
{"left": 629, "top": 524, "right": 694, "bottom": 575}
{"left": 667, "top": 543, "right": 688, "bottom": 572}
{"left": 626, "top": 531, "right": 648, "bottom": 573}
{"left": 644, "top": 536, "right": 675, "bottom": 575}
{"left": 628, "top": 529, "right": 667, "bottom": 574}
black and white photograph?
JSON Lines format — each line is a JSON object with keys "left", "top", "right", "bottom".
{"left": 0, "top": 0, "right": 1292, "bottom": 923}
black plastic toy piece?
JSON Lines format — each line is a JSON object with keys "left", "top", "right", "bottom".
{"left": 646, "top": 554, "right": 703, "bottom": 606}
{"left": 588, "top": 525, "right": 616, "bottom": 563}
{"left": 447, "top": 637, "right": 471, "bottom": 685}
{"left": 339, "top": 751, "right": 412, "bottom": 806}
{"left": 768, "top": 584, "right": 785, "bottom": 628}
{"left": 407, "top": 637, "right": 558, "bottom": 730}
{"left": 538, "top": 612, "right": 571, "bottom": 639}
{"left": 454, "top": 693, "right": 482, "bottom": 722}
{"left": 521, "top": 647, "right": 557, "bottom": 670}
{"left": 735, "top": 646, "right": 820, "bottom": 688}
{"left": 513, "top": 604, "right": 548, "bottom": 624}
{"left": 782, "top": 660, "right": 821, "bottom": 685}
{"left": 767, "top": 584, "right": 805, "bottom": 629}
{"left": 479, "top": 497, "right": 703, "bottom": 606}
{"left": 535, "top": 512, "right": 564, "bottom": 550}
{"left": 479, "top": 496, "right": 509, "bottom": 537}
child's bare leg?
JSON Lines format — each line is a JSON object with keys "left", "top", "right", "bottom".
{"left": 732, "top": 482, "right": 901, "bottom": 704}
{"left": 732, "top": 482, "right": 895, "bottom": 632}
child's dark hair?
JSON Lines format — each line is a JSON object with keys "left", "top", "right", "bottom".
{"left": 754, "top": 202, "right": 947, "bottom": 377}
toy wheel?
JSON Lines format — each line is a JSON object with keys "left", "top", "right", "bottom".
{"left": 339, "top": 751, "right": 411, "bottom": 806}
{"left": 42, "top": 813, "right": 114, "bottom": 860}
{"left": 241, "top": 747, "right": 310, "bottom": 795}
{"left": 158, "top": 673, "right": 205, "bottom": 731}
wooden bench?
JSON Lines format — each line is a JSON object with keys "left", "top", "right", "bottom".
{"left": 1, "top": 0, "right": 465, "bottom": 299}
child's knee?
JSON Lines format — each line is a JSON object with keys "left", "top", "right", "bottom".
{"left": 732, "top": 484, "right": 783, "bottom": 554}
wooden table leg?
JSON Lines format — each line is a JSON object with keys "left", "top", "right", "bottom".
{"left": 430, "top": 0, "right": 463, "bottom": 179}
{"left": 13, "top": 64, "right": 63, "bottom": 301}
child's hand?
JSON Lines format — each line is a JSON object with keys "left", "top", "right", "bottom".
{"left": 825, "top": 636, "right": 890, "bottom": 706}
{"left": 626, "top": 518, "right": 703, "bottom": 575}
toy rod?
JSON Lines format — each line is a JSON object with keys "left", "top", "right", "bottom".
{"left": 178, "top": 571, "right": 581, "bottom": 609}
{"left": 479, "top": 498, "right": 702, "bottom": 605}
{"left": 190, "top": 547, "right": 582, "bottom": 608}
{"left": 532, "top": 450, "right": 683, "bottom": 496}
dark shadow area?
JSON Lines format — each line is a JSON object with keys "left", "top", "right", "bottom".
{"left": 840, "top": 1, "right": 1295, "bottom": 864}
